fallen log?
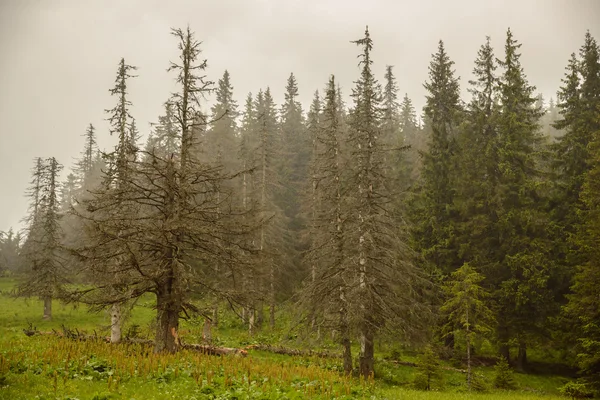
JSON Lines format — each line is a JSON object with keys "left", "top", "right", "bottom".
{"left": 22, "top": 325, "right": 247, "bottom": 356}
{"left": 245, "top": 344, "right": 341, "bottom": 359}
{"left": 183, "top": 343, "right": 247, "bottom": 356}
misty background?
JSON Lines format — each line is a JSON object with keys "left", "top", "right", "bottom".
{"left": 0, "top": 0, "right": 598, "bottom": 233}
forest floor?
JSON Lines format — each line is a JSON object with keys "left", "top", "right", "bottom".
{"left": 0, "top": 277, "right": 572, "bottom": 399}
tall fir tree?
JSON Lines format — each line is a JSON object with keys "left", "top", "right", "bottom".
{"left": 19, "top": 157, "right": 64, "bottom": 320}
{"left": 411, "top": 39, "right": 463, "bottom": 277}
{"left": 562, "top": 31, "right": 600, "bottom": 390}
{"left": 347, "top": 27, "right": 423, "bottom": 378}
{"left": 492, "top": 28, "right": 548, "bottom": 368}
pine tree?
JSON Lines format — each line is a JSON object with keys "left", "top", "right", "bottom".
{"left": 0, "top": 228, "right": 21, "bottom": 274}
{"left": 77, "top": 123, "right": 98, "bottom": 189}
{"left": 19, "top": 157, "right": 64, "bottom": 320}
{"left": 563, "top": 31, "right": 600, "bottom": 391}
{"left": 347, "top": 27, "right": 423, "bottom": 378}
{"left": 74, "top": 27, "right": 249, "bottom": 353}
{"left": 206, "top": 70, "right": 239, "bottom": 170}
{"left": 492, "top": 28, "right": 548, "bottom": 367}
{"left": 146, "top": 102, "right": 180, "bottom": 158}
{"left": 411, "top": 39, "right": 462, "bottom": 276}
{"left": 441, "top": 263, "right": 494, "bottom": 390}
{"left": 454, "top": 36, "right": 500, "bottom": 269}
{"left": 304, "top": 77, "right": 353, "bottom": 374}
{"left": 278, "top": 73, "right": 308, "bottom": 301}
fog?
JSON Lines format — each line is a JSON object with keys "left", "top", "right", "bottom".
{"left": 0, "top": 0, "right": 598, "bottom": 232}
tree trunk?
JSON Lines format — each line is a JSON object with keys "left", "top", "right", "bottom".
{"left": 269, "top": 266, "right": 275, "bottom": 329}
{"left": 340, "top": 286, "right": 352, "bottom": 375}
{"left": 498, "top": 322, "right": 510, "bottom": 363}
{"left": 248, "top": 307, "right": 255, "bottom": 336}
{"left": 359, "top": 322, "right": 375, "bottom": 379}
{"left": 466, "top": 307, "right": 471, "bottom": 391}
{"left": 154, "top": 282, "right": 180, "bottom": 353}
{"left": 43, "top": 296, "right": 52, "bottom": 320}
{"left": 212, "top": 305, "right": 219, "bottom": 328}
{"left": 110, "top": 303, "right": 122, "bottom": 343}
{"left": 517, "top": 340, "right": 527, "bottom": 371}
{"left": 257, "top": 303, "right": 264, "bottom": 329}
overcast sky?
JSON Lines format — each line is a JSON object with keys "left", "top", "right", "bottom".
{"left": 0, "top": 0, "right": 599, "bottom": 233}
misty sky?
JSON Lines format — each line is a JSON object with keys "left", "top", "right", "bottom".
{"left": 0, "top": 0, "right": 599, "bottom": 233}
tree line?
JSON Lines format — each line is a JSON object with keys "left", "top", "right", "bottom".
{"left": 0, "top": 26, "right": 598, "bottom": 388}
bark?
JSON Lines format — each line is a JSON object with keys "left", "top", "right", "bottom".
{"left": 466, "top": 307, "right": 471, "bottom": 390}
{"left": 110, "top": 303, "right": 122, "bottom": 343}
{"left": 340, "top": 287, "right": 352, "bottom": 375}
{"left": 269, "top": 278, "right": 275, "bottom": 329}
{"left": 517, "top": 340, "right": 527, "bottom": 371}
{"left": 154, "top": 277, "right": 180, "bottom": 353}
{"left": 43, "top": 296, "right": 52, "bottom": 320}
{"left": 359, "top": 322, "right": 375, "bottom": 378}
{"left": 248, "top": 307, "right": 256, "bottom": 336}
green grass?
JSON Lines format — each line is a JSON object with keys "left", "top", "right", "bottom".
{"left": 0, "top": 277, "right": 572, "bottom": 399}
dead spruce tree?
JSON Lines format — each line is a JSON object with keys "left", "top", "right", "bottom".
{"left": 105, "top": 57, "right": 138, "bottom": 343}
{"left": 19, "top": 157, "right": 64, "bottom": 320}
{"left": 346, "top": 27, "right": 424, "bottom": 378}
{"left": 75, "top": 27, "right": 249, "bottom": 353}
{"left": 304, "top": 76, "right": 353, "bottom": 374}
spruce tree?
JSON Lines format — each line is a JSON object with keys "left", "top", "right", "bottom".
{"left": 278, "top": 73, "right": 308, "bottom": 299}
{"left": 347, "top": 27, "right": 422, "bottom": 378}
{"left": 454, "top": 36, "right": 499, "bottom": 269}
{"left": 19, "top": 157, "right": 64, "bottom": 320}
{"left": 74, "top": 27, "right": 248, "bottom": 353}
{"left": 563, "top": 31, "right": 600, "bottom": 390}
{"left": 411, "top": 39, "right": 462, "bottom": 276}
{"left": 304, "top": 77, "right": 354, "bottom": 374}
{"left": 441, "top": 263, "right": 494, "bottom": 390}
{"left": 492, "top": 28, "right": 548, "bottom": 367}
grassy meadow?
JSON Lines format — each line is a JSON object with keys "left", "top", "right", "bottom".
{"left": 0, "top": 277, "right": 572, "bottom": 399}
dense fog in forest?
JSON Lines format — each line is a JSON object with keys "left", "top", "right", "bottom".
{"left": 1, "top": 0, "right": 600, "bottom": 391}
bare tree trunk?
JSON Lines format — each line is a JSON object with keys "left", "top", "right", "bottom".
{"left": 212, "top": 306, "right": 219, "bottom": 328}
{"left": 359, "top": 323, "right": 374, "bottom": 379}
{"left": 269, "top": 264, "right": 275, "bottom": 329}
{"left": 257, "top": 304, "right": 264, "bottom": 329}
{"left": 249, "top": 307, "right": 256, "bottom": 336}
{"left": 154, "top": 272, "right": 180, "bottom": 353}
{"left": 340, "top": 287, "right": 352, "bottom": 375}
{"left": 43, "top": 296, "right": 52, "bottom": 320}
{"left": 110, "top": 303, "right": 122, "bottom": 343}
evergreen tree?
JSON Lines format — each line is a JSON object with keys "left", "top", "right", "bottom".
{"left": 411, "top": 39, "right": 462, "bottom": 276}
{"left": 146, "top": 102, "right": 180, "bottom": 159}
{"left": 492, "top": 28, "right": 548, "bottom": 367}
{"left": 19, "top": 157, "right": 64, "bottom": 320}
{"left": 562, "top": 31, "right": 600, "bottom": 391}
{"left": 278, "top": 73, "right": 308, "bottom": 299}
{"left": 206, "top": 70, "right": 239, "bottom": 170}
{"left": 304, "top": 77, "right": 353, "bottom": 374}
{"left": 77, "top": 123, "right": 98, "bottom": 189}
{"left": 454, "top": 36, "right": 500, "bottom": 270}
{"left": 0, "top": 228, "right": 21, "bottom": 274}
{"left": 441, "top": 263, "right": 494, "bottom": 390}
{"left": 74, "top": 28, "right": 248, "bottom": 353}
{"left": 347, "top": 27, "right": 423, "bottom": 378}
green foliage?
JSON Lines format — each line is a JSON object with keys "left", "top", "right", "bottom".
{"left": 559, "top": 381, "right": 594, "bottom": 399}
{"left": 494, "top": 357, "right": 517, "bottom": 390}
{"left": 414, "top": 346, "right": 444, "bottom": 391}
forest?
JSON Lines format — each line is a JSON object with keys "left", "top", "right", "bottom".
{"left": 0, "top": 24, "right": 599, "bottom": 399}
